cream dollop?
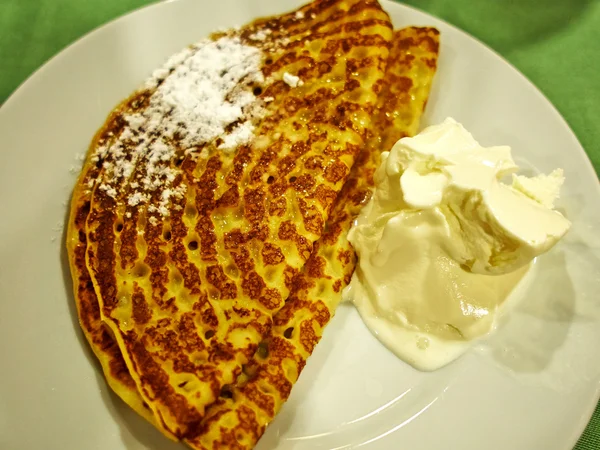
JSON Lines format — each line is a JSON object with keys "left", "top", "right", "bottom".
{"left": 347, "top": 118, "right": 571, "bottom": 371}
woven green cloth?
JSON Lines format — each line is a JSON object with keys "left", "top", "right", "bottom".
{"left": 1, "top": 0, "right": 598, "bottom": 448}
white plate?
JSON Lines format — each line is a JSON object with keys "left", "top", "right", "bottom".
{"left": 1, "top": 1, "right": 599, "bottom": 449}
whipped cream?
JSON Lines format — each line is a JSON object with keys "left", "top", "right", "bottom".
{"left": 347, "top": 118, "right": 571, "bottom": 371}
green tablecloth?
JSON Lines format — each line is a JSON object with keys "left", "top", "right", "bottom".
{"left": 1, "top": 0, "right": 598, "bottom": 448}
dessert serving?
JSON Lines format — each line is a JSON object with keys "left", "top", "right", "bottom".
{"left": 65, "top": 0, "right": 569, "bottom": 448}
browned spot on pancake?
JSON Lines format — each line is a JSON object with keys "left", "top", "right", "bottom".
{"left": 73, "top": 204, "right": 99, "bottom": 336}
{"left": 75, "top": 200, "right": 91, "bottom": 228}
{"left": 108, "top": 344, "right": 137, "bottom": 388}
{"left": 88, "top": 194, "right": 119, "bottom": 313}
{"left": 273, "top": 297, "right": 329, "bottom": 329}
{"left": 320, "top": 210, "right": 349, "bottom": 245}
{"left": 372, "top": 78, "right": 385, "bottom": 95}
{"left": 174, "top": 254, "right": 203, "bottom": 294}
{"left": 265, "top": 52, "right": 315, "bottom": 78}
{"left": 277, "top": 221, "right": 296, "bottom": 241}
{"left": 243, "top": 187, "right": 266, "bottom": 224}
{"left": 177, "top": 312, "right": 206, "bottom": 353}
{"left": 195, "top": 156, "right": 221, "bottom": 261}
{"left": 298, "top": 199, "right": 324, "bottom": 235}
{"left": 309, "top": 300, "right": 331, "bottom": 327}
{"left": 268, "top": 197, "right": 286, "bottom": 217}
{"left": 345, "top": 78, "right": 361, "bottom": 91}
{"left": 144, "top": 220, "right": 172, "bottom": 310}
{"left": 230, "top": 308, "right": 271, "bottom": 341}
{"left": 399, "top": 30, "right": 439, "bottom": 54}
{"left": 323, "top": 159, "right": 349, "bottom": 184}
{"left": 346, "top": 55, "right": 381, "bottom": 74}
{"left": 209, "top": 341, "right": 235, "bottom": 363}
{"left": 216, "top": 186, "right": 240, "bottom": 209}
{"left": 261, "top": 243, "right": 284, "bottom": 266}
{"left": 193, "top": 292, "right": 219, "bottom": 328}
{"left": 231, "top": 248, "right": 255, "bottom": 276}
{"left": 253, "top": 336, "right": 296, "bottom": 395}
{"left": 235, "top": 405, "right": 261, "bottom": 441}
{"left": 292, "top": 60, "right": 333, "bottom": 86}
{"left": 268, "top": 178, "right": 288, "bottom": 197}
{"left": 423, "top": 57, "right": 438, "bottom": 69}
{"left": 338, "top": 249, "right": 353, "bottom": 266}
{"left": 283, "top": 266, "right": 299, "bottom": 292}
{"left": 206, "top": 265, "right": 237, "bottom": 299}
{"left": 278, "top": 221, "right": 312, "bottom": 260}
{"left": 304, "top": 254, "right": 330, "bottom": 280}
{"left": 344, "top": 272, "right": 353, "bottom": 286}
{"left": 299, "top": 320, "right": 320, "bottom": 354}
{"left": 196, "top": 215, "right": 217, "bottom": 262}
{"left": 249, "top": 225, "right": 268, "bottom": 242}
{"left": 333, "top": 279, "right": 342, "bottom": 293}
{"left": 167, "top": 193, "right": 205, "bottom": 297}
{"left": 242, "top": 271, "right": 265, "bottom": 300}
{"left": 208, "top": 427, "right": 247, "bottom": 449}
{"left": 321, "top": 31, "right": 390, "bottom": 56}
{"left": 76, "top": 279, "right": 98, "bottom": 336}
{"left": 278, "top": 155, "right": 298, "bottom": 178}
{"left": 304, "top": 155, "right": 325, "bottom": 171}
{"left": 226, "top": 146, "right": 253, "bottom": 185}
{"left": 324, "top": 142, "right": 362, "bottom": 159}
{"left": 350, "top": 186, "right": 371, "bottom": 206}
{"left": 294, "top": 270, "right": 317, "bottom": 293}
{"left": 271, "top": 299, "right": 297, "bottom": 328}
{"left": 172, "top": 354, "right": 197, "bottom": 374}
{"left": 119, "top": 213, "right": 139, "bottom": 269}
{"left": 249, "top": 147, "right": 278, "bottom": 184}
{"left": 240, "top": 383, "right": 275, "bottom": 418}
{"left": 131, "top": 283, "right": 152, "bottom": 324}
{"left": 130, "top": 340, "right": 202, "bottom": 438}
{"left": 259, "top": 288, "right": 282, "bottom": 310}
{"left": 290, "top": 174, "right": 316, "bottom": 193}
{"left": 224, "top": 228, "right": 246, "bottom": 250}
{"left": 312, "top": 184, "right": 338, "bottom": 213}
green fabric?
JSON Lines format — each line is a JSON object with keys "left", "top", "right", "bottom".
{"left": 0, "top": 0, "right": 598, "bottom": 448}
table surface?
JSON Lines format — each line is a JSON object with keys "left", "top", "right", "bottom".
{"left": 1, "top": 0, "right": 599, "bottom": 448}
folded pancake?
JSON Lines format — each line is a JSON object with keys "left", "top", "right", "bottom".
{"left": 190, "top": 26, "right": 440, "bottom": 450}
{"left": 75, "top": 0, "right": 393, "bottom": 440}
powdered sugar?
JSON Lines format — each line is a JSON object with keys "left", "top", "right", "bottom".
{"left": 93, "top": 35, "right": 266, "bottom": 217}
{"left": 153, "top": 37, "right": 264, "bottom": 149}
{"left": 219, "top": 122, "right": 256, "bottom": 149}
{"left": 249, "top": 28, "right": 272, "bottom": 41}
{"left": 127, "top": 191, "right": 148, "bottom": 207}
{"left": 283, "top": 72, "right": 303, "bottom": 88}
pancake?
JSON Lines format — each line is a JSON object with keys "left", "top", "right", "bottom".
{"left": 189, "top": 26, "right": 441, "bottom": 449}
{"left": 72, "top": 0, "right": 393, "bottom": 441}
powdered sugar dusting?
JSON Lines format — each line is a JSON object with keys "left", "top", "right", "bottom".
{"left": 93, "top": 36, "right": 267, "bottom": 217}
{"left": 249, "top": 28, "right": 272, "bottom": 41}
{"left": 283, "top": 72, "right": 303, "bottom": 88}
{"left": 154, "top": 37, "right": 264, "bottom": 149}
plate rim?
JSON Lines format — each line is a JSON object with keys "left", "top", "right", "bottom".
{"left": 1, "top": 0, "right": 598, "bottom": 448}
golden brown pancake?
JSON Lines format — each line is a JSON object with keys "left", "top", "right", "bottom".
{"left": 71, "top": 0, "right": 394, "bottom": 441}
{"left": 67, "top": 23, "right": 440, "bottom": 449}
{"left": 188, "top": 26, "right": 440, "bottom": 450}
{"left": 67, "top": 3, "right": 441, "bottom": 449}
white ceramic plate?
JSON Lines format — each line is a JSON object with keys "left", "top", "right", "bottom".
{"left": 1, "top": 1, "right": 599, "bottom": 449}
